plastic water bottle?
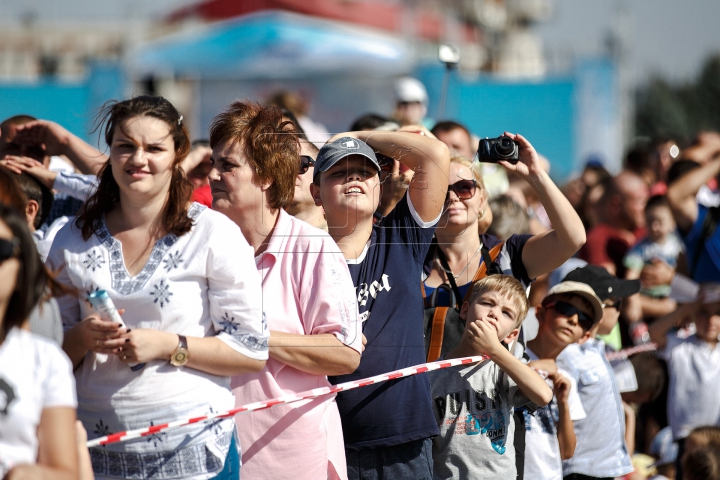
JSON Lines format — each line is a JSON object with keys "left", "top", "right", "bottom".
{"left": 88, "top": 290, "right": 145, "bottom": 371}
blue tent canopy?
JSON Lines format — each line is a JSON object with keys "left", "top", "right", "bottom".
{"left": 129, "top": 11, "right": 414, "bottom": 80}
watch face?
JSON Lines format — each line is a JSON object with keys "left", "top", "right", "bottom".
{"left": 172, "top": 349, "right": 189, "bottom": 366}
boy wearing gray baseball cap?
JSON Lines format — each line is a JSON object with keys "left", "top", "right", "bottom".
{"left": 311, "top": 131, "right": 450, "bottom": 479}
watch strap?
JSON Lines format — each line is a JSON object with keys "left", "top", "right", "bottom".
{"left": 178, "top": 334, "right": 188, "bottom": 350}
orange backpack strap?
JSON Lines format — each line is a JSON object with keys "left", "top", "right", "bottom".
{"left": 461, "top": 242, "right": 505, "bottom": 305}
{"left": 427, "top": 307, "right": 449, "bottom": 362}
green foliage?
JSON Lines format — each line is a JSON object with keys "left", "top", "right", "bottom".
{"left": 635, "top": 54, "right": 720, "bottom": 138}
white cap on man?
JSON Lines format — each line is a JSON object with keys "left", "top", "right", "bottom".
{"left": 394, "top": 77, "right": 428, "bottom": 105}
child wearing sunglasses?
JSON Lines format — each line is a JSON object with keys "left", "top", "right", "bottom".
{"left": 555, "top": 265, "right": 642, "bottom": 480}
{"left": 522, "top": 281, "right": 604, "bottom": 480}
{"left": 429, "top": 275, "right": 553, "bottom": 480}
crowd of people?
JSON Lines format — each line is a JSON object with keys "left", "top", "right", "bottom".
{"left": 0, "top": 77, "right": 718, "bottom": 480}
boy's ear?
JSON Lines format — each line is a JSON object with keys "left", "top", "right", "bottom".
{"left": 25, "top": 199, "right": 39, "bottom": 228}
{"left": 536, "top": 305, "right": 546, "bottom": 323}
{"left": 459, "top": 301, "right": 469, "bottom": 321}
{"left": 502, "top": 327, "right": 520, "bottom": 345}
{"left": 577, "top": 329, "right": 593, "bottom": 345}
{"left": 310, "top": 183, "right": 323, "bottom": 207}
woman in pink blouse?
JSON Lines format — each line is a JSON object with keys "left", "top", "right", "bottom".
{"left": 208, "top": 100, "right": 362, "bottom": 479}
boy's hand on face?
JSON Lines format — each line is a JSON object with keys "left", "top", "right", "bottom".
{"left": 549, "top": 371, "right": 571, "bottom": 404}
{"left": 463, "top": 318, "right": 503, "bottom": 357}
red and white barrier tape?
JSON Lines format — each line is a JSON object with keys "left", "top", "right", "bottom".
{"left": 86, "top": 344, "right": 658, "bottom": 448}
{"left": 605, "top": 342, "right": 658, "bottom": 361}
{"left": 86, "top": 354, "right": 489, "bottom": 448}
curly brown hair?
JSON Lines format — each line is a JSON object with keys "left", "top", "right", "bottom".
{"left": 209, "top": 100, "right": 299, "bottom": 210}
{"left": 77, "top": 95, "right": 192, "bottom": 240}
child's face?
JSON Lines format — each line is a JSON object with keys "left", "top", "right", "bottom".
{"left": 597, "top": 297, "right": 622, "bottom": 335}
{"left": 311, "top": 156, "right": 380, "bottom": 226}
{"left": 538, "top": 293, "right": 594, "bottom": 346}
{"left": 646, "top": 205, "right": 675, "bottom": 242}
{"left": 694, "top": 301, "right": 720, "bottom": 343}
{"left": 466, "top": 290, "right": 521, "bottom": 342}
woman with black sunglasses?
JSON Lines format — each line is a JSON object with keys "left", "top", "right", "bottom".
{"left": 0, "top": 204, "right": 80, "bottom": 480}
{"left": 424, "top": 133, "right": 586, "bottom": 307}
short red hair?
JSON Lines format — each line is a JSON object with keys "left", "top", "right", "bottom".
{"left": 209, "top": 100, "right": 299, "bottom": 210}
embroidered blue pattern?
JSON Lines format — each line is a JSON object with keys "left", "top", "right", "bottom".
{"left": 219, "top": 312, "right": 268, "bottom": 351}
{"left": 94, "top": 419, "right": 111, "bottom": 437}
{"left": 146, "top": 421, "right": 167, "bottom": 448}
{"left": 235, "top": 332, "right": 269, "bottom": 351}
{"left": 83, "top": 249, "right": 105, "bottom": 272}
{"left": 89, "top": 429, "right": 231, "bottom": 479}
{"left": 219, "top": 312, "right": 238, "bottom": 334}
{"left": 163, "top": 251, "right": 183, "bottom": 271}
{"left": 150, "top": 280, "right": 173, "bottom": 308}
{"left": 95, "top": 203, "right": 205, "bottom": 295}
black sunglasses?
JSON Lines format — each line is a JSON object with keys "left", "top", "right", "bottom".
{"left": 0, "top": 238, "right": 18, "bottom": 264}
{"left": 446, "top": 179, "right": 477, "bottom": 200}
{"left": 543, "top": 300, "right": 594, "bottom": 331}
{"left": 299, "top": 155, "right": 315, "bottom": 175}
{"left": 602, "top": 299, "right": 622, "bottom": 310}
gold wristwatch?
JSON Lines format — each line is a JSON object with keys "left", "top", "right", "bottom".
{"left": 170, "top": 335, "right": 189, "bottom": 367}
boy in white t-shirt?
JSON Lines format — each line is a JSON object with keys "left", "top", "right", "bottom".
{"left": 523, "top": 281, "right": 604, "bottom": 480}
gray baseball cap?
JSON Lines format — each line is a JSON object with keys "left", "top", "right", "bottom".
{"left": 313, "top": 137, "right": 380, "bottom": 182}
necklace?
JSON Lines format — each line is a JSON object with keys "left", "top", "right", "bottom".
{"left": 435, "top": 243, "right": 483, "bottom": 281}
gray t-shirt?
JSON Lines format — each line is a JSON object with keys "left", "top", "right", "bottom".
{"left": 428, "top": 358, "right": 531, "bottom": 480}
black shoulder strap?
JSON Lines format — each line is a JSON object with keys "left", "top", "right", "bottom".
{"left": 436, "top": 247, "right": 463, "bottom": 308}
{"left": 480, "top": 245, "right": 493, "bottom": 273}
{"left": 691, "top": 206, "right": 720, "bottom": 277}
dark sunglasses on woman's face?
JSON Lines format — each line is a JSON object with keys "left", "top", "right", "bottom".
{"left": 543, "top": 300, "right": 594, "bottom": 331}
{"left": 299, "top": 155, "right": 315, "bottom": 175}
{"left": 445, "top": 179, "right": 477, "bottom": 201}
{"left": 0, "top": 238, "right": 18, "bottom": 265}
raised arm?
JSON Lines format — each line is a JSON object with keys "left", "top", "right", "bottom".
{"left": 447, "top": 318, "right": 552, "bottom": 406}
{"left": 648, "top": 302, "right": 697, "bottom": 349}
{"left": 667, "top": 156, "right": 720, "bottom": 232}
{"left": 328, "top": 130, "right": 450, "bottom": 222}
{"left": 502, "top": 133, "right": 585, "bottom": 279}
{"left": 12, "top": 120, "right": 108, "bottom": 174}
{"left": 551, "top": 372, "right": 578, "bottom": 460}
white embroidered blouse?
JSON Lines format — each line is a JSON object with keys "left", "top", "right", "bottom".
{"left": 46, "top": 203, "right": 268, "bottom": 480}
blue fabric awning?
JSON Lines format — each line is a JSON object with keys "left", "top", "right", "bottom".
{"left": 129, "top": 11, "right": 414, "bottom": 79}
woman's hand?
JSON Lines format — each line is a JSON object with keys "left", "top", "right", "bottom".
{"left": 498, "top": 132, "right": 545, "bottom": 179}
{"left": 75, "top": 314, "right": 126, "bottom": 355}
{"left": 12, "top": 120, "right": 72, "bottom": 157}
{"left": 108, "top": 329, "right": 178, "bottom": 364}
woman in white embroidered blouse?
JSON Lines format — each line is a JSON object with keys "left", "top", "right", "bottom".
{"left": 47, "top": 96, "right": 268, "bottom": 480}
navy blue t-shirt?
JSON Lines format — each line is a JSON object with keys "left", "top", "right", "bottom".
{"left": 683, "top": 204, "right": 720, "bottom": 282}
{"left": 329, "top": 194, "right": 440, "bottom": 449}
{"left": 423, "top": 233, "right": 533, "bottom": 307}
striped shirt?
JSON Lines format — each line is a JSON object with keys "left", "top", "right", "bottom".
{"left": 556, "top": 338, "right": 633, "bottom": 478}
